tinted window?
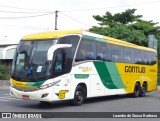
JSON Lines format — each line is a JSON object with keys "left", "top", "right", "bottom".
{"left": 96, "top": 42, "right": 110, "bottom": 61}
{"left": 151, "top": 52, "right": 157, "bottom": 65}
{"left": 58, "top": 35, "right": 80, "bottom": 57}
{"left": 143, "top": 51, "right": 149, "bottom": 64}
{"left": 76, "top": 38, "right": 96, "bottom": 62}
{"left": 110, "top": 44, "right": 123, "bottom": 62}
{"left": 134, "top": 49, "right": 142, "bottom": 64}
{"left": 58, "top": 35, "right": 80, "bottom": 67}
{"left": 124, "top": 47, "right": 134, "bottom": 63}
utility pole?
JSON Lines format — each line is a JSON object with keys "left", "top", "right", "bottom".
{"left": 55, "top": 10, "right": 59, "bottom": 30}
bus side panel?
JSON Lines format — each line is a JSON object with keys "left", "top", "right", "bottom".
{"left": 116, "top": 63, "right": 157, "bottom": 93}
{"left": 52, "top": 75, "right": 71, "bottom": 101}
{"left": 93, "top": 61, "right": 127, "bottom": 96}
{"left": 70, "top": 62, "right": 94, "bottom": 99}
{"left": 72, "top": 62, "right": 127, "bottom": 98}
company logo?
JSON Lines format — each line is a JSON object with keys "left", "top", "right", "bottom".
{"left": 125, "top": 66, "right": 145, "bottom": 73}
{"left": 79, "top": 66, "right": 93, "bottom": 72}
{"left": 57, "top": 90, "right": 69, "bottom": 99}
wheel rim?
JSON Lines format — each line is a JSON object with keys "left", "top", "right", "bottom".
{"left": 135, "top": 85, "right": 139, "bottom": 96}
{"left": 75, "top": 91, "right": 83, "bottom": 103}
{"left": 141, "top": 85, "right": 146, "bottom": 96}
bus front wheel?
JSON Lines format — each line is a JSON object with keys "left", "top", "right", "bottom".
{"left": 71, "top": 86, "right": 85, "bottom": 106}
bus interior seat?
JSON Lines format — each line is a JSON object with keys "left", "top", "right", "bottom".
{"left": 86, "top": 52, "right": 94, "bottom": 59}
{"left": 112, "top": 55, "right": 118, "bottom": 61}
{"left": 97, "top": 53, "right": 103, "bottom": 60}
{"left": 124, "top": 56, "right": 130, "bottom": 62}
{"left": 135, "top": 58, "right": 141, "bottom": 63}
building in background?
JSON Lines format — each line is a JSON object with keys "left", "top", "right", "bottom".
{"left": 0, "top": 36, "right": 18, "bottom": 73}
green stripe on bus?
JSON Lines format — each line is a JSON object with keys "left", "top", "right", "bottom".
{"left": 26, "top": 80, "right": 45, "bottom": 87}
{"left": 93, "top": 61, "right": 118, "bottom": 89}
{"left": 105, "top": 62, "right": 126, "bottom": 88}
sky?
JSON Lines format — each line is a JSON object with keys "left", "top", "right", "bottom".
{"left": 0, "top": 0, "right": 160, "bottom": 44}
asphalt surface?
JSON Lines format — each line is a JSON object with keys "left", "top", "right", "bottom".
{"left": 1, "top": 87, "right": 160, "bottom": 121}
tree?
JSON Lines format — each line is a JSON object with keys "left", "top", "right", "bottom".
{"left": 0, "top": 65, "right": 10, "bottom": 80}
{"left": 130, "top": 20, "right": 160, "bottom": 40}
{"left": 90, "top": 9, "right": 160, "bottom": 47}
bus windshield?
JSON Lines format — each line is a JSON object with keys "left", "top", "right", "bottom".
{"left": 11, "top": 39, "right": 57, "bottom": 82}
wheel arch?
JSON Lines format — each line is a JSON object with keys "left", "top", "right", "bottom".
{"left": 76, "top": 83, "right": 87, "bottom": 98}
{"left": 142, "top": 81, "right": 148, "bottom": 92}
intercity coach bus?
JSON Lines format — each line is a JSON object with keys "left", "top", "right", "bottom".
{"left": 10, "top": 30, "right": 157, "bottom": 105}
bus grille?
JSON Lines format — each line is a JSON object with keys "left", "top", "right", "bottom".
{"left": 12, "top": 86, "right": 39, "bottom": 92}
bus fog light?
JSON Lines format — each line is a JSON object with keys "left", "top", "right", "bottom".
{"left": 41, "top": 93, "right": 49, "bottom": 98}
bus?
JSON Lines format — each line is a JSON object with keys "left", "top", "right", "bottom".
{"left": 10, "top": 30, "right": 157, "bottom": 105}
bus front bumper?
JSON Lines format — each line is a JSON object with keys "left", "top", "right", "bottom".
{"left": 10, "top": 86, "right": 55, "bottom": 102}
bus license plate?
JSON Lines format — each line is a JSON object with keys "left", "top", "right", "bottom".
{"left": 22, "top": 95, "right": 30, "bottom": 100}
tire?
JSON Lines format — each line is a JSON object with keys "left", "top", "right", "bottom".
{"left": 139, "top": 83, "right": 147, "bottom": 97}
{"left": 133, "top": 83, "right": 140, "bottom": 98}
{"left": 71, "top": 86, "right": 85, "bottom": 106}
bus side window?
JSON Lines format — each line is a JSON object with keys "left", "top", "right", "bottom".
{"left": 96, "top": 42, "right": 110, "bottom": 61}
{"left": 96, "top": 42, "right": 104, "bottom": 61}
{"left": 110, "top": 44, "right": 123, "bottom": 62}
{"left": 143, "top": 51, "right": 148, "bottom": 64}
{"left": 151, "top": 52, "right": 157, "bottom": 65}
{"left": 124, "top": 47, "right": 134, "bottom": 63}
{"left": 58, "top": 35, "right": 80, "bottom": 57}
{"left": 75, "top": 39, "right": 96, "bottom": 62}
{"left": 134, "top": 49, "right": 142, "bottom": 64}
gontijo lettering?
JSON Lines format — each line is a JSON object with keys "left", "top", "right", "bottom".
{"left": 125, "top": 66, "right": 145, "bottom": 73}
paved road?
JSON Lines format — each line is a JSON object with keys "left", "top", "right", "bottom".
{"left": 0, "top": 88, "right": 160, "bottom": 121}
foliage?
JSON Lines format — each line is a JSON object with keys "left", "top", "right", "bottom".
{"left": 90, "top": 24, "right": 147, "bottom": 46}
{"left": 0, "top": 65, "right": 10, "bottom": 80}
{"left": 90, "top": 9, "right": 160, "bottom": 47}
{"left": 130, "top": 20, "right": 160, "bottom": 40}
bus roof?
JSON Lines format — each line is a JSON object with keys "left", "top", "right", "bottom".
{"left": 103, "top": 36, "right": 156, "bottom": 52}
{"left": 22, "top": 30, "right": 156, "bottom": 52}
{"left": 22, "top": 30, "right": 82, "bottom": 40}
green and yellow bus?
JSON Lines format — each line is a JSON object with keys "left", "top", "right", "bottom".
{"left": 10, "top": 30, "right": 157, "bottom": 105}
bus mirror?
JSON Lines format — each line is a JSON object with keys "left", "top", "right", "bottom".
{"left": 47, "top": 44, "right": 72, "bottom": 61}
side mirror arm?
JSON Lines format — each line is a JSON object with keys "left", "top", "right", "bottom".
{"left": 47, "top": 44, "right": 72, "bottom": 61}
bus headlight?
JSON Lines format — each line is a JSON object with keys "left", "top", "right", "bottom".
{"left": 38, "top": 80, "right": 61, "bottom": 89}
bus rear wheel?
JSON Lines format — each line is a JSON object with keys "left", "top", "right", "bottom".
{"left": 133, "top": 83, "right": 140, "bottom": 98}
{"left": 140, "top": 83, "right": 147, "bottom": 97}
{"left": 71, "top": 86, "right": 85, "bottom": 106}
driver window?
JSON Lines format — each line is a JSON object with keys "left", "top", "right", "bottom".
{"left": 54, "top": 53, "right": 63, "bottom": 72}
